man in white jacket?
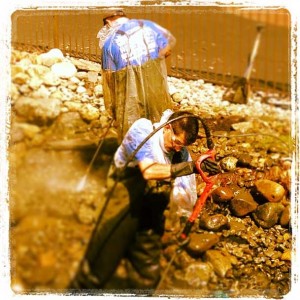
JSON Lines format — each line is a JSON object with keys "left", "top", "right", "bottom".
{"left": 97, "top": 9, "right": 176, "bottom": 143}
{"left": 105, "top": 109, "right": 219, "bottom": 289}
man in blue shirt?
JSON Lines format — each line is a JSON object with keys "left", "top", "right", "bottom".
{"left": 97, "top": 9, "right": 176, "bottom": 143}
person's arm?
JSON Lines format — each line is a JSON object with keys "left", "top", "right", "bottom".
{"left": 138, "top": 160, "right": 172, "bottom": 180}
{"left": 158, "top": 44, "right": 172, "bottom": 58}
{"left": 138, "top": 160, "right": 196, "bottom": 180}
{"left": 139, "top": 157, "right": 221, "bottom": 181}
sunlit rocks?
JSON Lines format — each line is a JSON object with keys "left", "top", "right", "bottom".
{"left": 220, "top": 156, "right": 238, "bottom": 172}
{"left": 254, "top": 179, "right": 285, "bottom": 202}
{"left": 37, "top": 48, "right": 64, "bottom": 67}
{"left": 212, "top": 186, "right": 234, "bottom": 202}
{"left": 230, "top": 188, "right": 258, "bottom": 217}
{"left": 252, "top": 202, "right": 285, "bottom": 228}
{"left": 51, "top": 61, "right": 77, "bottom": 79}
{"left": 199, "top": 214, "right": 229, "bottom": 231}
{"left": 186, "top": 233, "right": 220, "bottom": 255}
{"left": 279, "top": 204, "right": 290, "bottom": 227}
{"left": 42, "top": 71, "right": 61, "bottom": 86}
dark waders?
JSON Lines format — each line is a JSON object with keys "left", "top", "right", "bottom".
{"left": 70, "top": 163, "right": 170, "bottom": 290}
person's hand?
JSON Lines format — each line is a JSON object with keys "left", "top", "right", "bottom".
{"left": 200, "top": 158, "right": 221, "bottom": 175}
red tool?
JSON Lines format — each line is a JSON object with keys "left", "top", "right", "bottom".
{"left": 178, "top": 148, "right": 217, "bottom": 244}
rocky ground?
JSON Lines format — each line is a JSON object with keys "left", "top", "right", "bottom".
{"left": 8, "top": 48, "right": 294, "bottom": 298}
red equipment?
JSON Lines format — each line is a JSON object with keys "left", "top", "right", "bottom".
{"left": 178, "top": 148, "right": 217, "bottom": 244}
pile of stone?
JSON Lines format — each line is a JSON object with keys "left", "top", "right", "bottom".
{"left": 9, "top": 48, "right": 293, "bottom": 297}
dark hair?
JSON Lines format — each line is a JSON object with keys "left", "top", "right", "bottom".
{"left": 168, "top": 111, "right": 199, "bottom": 145}
{"left": 103, "top": 9, "right": 126, "bottom": 25}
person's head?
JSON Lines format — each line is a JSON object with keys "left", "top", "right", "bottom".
{"left": 102, "top": 9, "right": 126, "bottom": 26}
{"left": 164, "top": 111, "right": 199, "bottom": 152}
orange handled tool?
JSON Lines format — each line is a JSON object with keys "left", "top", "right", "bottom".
{"left": 178, "top": 148, "right": 217, "bottom": 245}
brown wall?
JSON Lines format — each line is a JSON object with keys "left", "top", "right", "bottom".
{"left": 11, "top": 6, "right": 291, "bottom": 94}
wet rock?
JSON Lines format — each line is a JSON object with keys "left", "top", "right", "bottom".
{"left": 279, "top": 205, "right": 290, "bottom": 227}
{"left": 212, "top": 186, "right": 234, "bottom": 202}
{"left": 163, "top": 244, "right": 178, "bottom": 261}
{"left": 252, "top": 202, "right": 285, "bottom": 228}
{"left": 174, "top": 250, "right": 195, "bottom": 269}
{"left": 237, "top": 153, "right": 252, "bottom": 167}
{"left": 268, "top": 166, "right": 282, "bottom": 181}
{"left": 186, "top": 233, "right": 220, "bottom": 256}
{"left": 230, "top": 188, "right": 258, "bottom": 217}
{"left": 199, "top": 214, "right": 229, "bottom": 231}
{"left": 220, "top": 156, "right": 238, "bottom": 172}
{"left": 254, "top": 179, "right": 285, "bottom": 202}
{"left": 14, "top": 96, "right": 62, "bottom": 125}
{"left": 280, "top": 169, "right": 291, "bottom": 193}
{"left": 204, "top": 250, "right": 234, "bottom": 278}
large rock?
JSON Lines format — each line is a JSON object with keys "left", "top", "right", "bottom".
{"left": 230, "top": 188, "right": 258, "bottom": 217}
{"left": 254, "top": 179, "right": 285, "bottom": 202}
{"left": 186, "top": 233, "right": 220, "bottom": 255}
{"left": 51, "top": 61, "right": 77, "bottom": 79}
{"left": 212, "top": 186, "right": 234, "bottom": 202}
{"left": 199, "top": 214, "right": 229, "bottom": 231}
{"left": 252, "top": 202, "right": 285, "bottom": 228}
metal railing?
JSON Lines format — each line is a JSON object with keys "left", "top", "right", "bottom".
{"left": 11, "top": 6, "right": 291, "bottom": 94}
